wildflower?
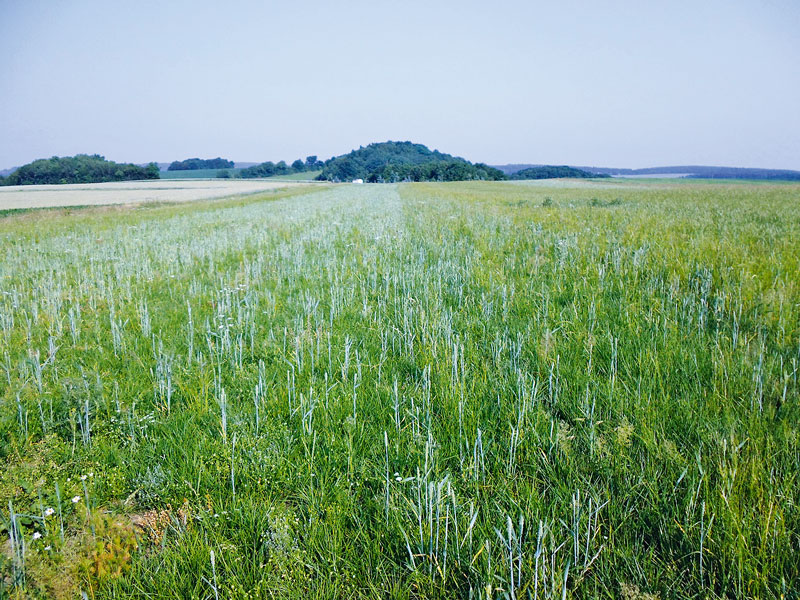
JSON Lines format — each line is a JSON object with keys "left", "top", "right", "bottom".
{"left": 88, "top": 472, "right": 94, "bottom": 477}
{"left": 44, "top": 545, "right": 52, "bottom": 551}
{"left": 80, "top": 475, "right": 87, "bottom": 481}
{"left": 44, "top": 507, "right": 55, "bottom": 516}
{"left": 72, "top": 496, "right": 81, "bottom": 503}
{"left": 32, "top": 532, "right": 42, "bottom": 540}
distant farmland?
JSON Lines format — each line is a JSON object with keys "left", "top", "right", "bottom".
{"left": 0, "top": 179, "right": 316, "bottom": 211}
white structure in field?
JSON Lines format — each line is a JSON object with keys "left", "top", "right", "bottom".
{"left": 352, "top": 178, "right": 364, "bottom": 184}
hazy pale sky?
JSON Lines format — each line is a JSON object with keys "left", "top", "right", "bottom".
{"left": 1, "top": 0, "right": 799, "bottom": 169}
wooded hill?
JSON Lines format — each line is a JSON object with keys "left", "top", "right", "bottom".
{"left": 167, "top": 157, "right": 234, "bottom": 171}
{"left": 509, "top": 166, "right": 608, "bottom": 180}
{"left": 2, "top": 155, "right": 160, "bottom": 186}
{"left": 317, "top": 141, "right": 505, "bottom": 182}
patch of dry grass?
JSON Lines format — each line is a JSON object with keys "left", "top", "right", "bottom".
{"left": 0, "top": 179, "right": 317, "bottom": 211}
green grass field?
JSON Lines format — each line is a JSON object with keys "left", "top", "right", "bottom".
{"left": 0, "top": 181, "right": 798, "bottom": 599}
{"left": 266, "top": 170, "right": 322, "bottom": 181}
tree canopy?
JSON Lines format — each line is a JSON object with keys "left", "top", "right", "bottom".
{"left": 317, "top": 141, "right": 505, "bottom": 182}
{"left": 239, "top": 157, "right": 317, "bottom": 178}
{"left": 2, "top": 155, "right": 160, "bottom": 186}
{"left": 168, "top": 157, "right": 234, "bottom": 171}
{"left": 510, "top": 166, "right": 608, "bottom": 180}
{"left": 366, "top": 160, "right": 505, "bottom": 183}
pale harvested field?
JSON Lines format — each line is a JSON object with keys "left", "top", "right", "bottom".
{"left": 0, "top": 179, "right": 316, "bottom": 210}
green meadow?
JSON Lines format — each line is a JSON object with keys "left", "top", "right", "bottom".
{"left": 266, "top": 170, "right": 323, "bottom": 181}
{"left": 0, "top": 180, "right": 798, "bottom": 598}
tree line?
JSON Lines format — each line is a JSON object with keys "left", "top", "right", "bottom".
{"left": 364, "top": 160, "right": 505, "bottom": 182}
{"left": 0, "top": 145, "right": 615, "bottom": 187}
{"left": 509, "top": 166, "right": 608, "bottom": 180}
{"left": 238, "top": 156, "right": 323, "bottom": 178}
{"left": 2, "top": 155, "right": 159, "bottom": 186}
{"left": 168, "top": 157, "right": 234, "bottom": 171}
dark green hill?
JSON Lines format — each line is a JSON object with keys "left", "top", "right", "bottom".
{"left": 510, "top": 166, "right": 609, "bottom": 180}
{"left": 3, "top": 155, "right": 160, "bottom": 186}
{"left": 167, "top": 157, "right": 234, "bottom": 171}
{"left": 318, "top": 141, "right": 505, "bottom": 182}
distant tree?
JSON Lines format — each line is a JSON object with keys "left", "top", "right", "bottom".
{"left": 305, "top": 155, "right": 318, "bottom": 169}
{"left": 145, "top": 163, "right": 160, "bottom": 179}
{"left": 168, "top": 157, "right": 234, "bottom": 171}
{"left": 239, "top": 161, "right": 276, "bottom": 178}
{"left": 291, "top": 159, "right": 305, "bottom": 172}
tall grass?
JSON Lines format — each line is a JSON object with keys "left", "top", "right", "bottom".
{"left": 0, "top": 180, "right": 797, "bottom": 598}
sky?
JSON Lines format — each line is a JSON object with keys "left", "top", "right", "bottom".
{"left": 1, "top": 0, "right": 799, "bottom": 170}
